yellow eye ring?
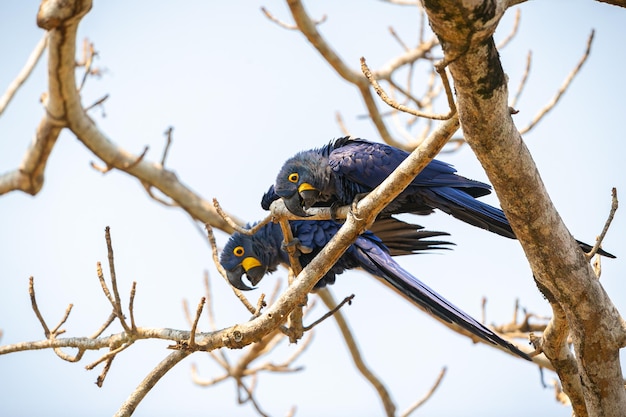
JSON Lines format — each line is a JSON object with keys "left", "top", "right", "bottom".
{"left": 233, "top": 246, "right": 244, "bottom": 257}
{"left": 288, "top": 173, "right": 299, "bottom": 183}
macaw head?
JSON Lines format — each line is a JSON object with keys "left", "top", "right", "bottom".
{"left": 220, "top": 230, "right": 278, "bottom": 291}
{"left": 274, "top": 152, "right": 331, "bottom": 217}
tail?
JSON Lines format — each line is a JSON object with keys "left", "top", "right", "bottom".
{"left": 355, "top": 240, "right": 531, "bottom": 360}
{"left": 368, "top": 216, "right": 454, "bottom": 256}
{"left": 427, "top": 187, "right": 616, "bottom": 258}
{"left": 426, "top": 187, "right": 516, "bottom": 238}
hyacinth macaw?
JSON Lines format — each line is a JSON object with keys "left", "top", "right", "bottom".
{"left": 219, "top": 216, "right": 530, "bottom": 360}
{"left": 271, "top": 137, "right": 615, "bottom": 258}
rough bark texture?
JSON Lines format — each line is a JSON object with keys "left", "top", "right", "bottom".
{"left": 422, "top": 1, "right": 626, "bottom": 416}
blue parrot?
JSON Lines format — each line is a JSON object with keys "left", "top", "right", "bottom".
{"left": 272, "top": 137, "right": 615, "bottom": 258}
{"left": 220, "top": 217, "right": 531, "bottom": 360}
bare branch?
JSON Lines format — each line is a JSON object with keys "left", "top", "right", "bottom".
{"left": 128, "top": 282, "right": 137, "bottom": 331}
{"left": 510, "top": 50, "right": 531, "bottom": 109}
{"left": 0, "top": 33, "right": 48, "bottom": 116}
{"left": 496, "top": 8, "right": 521, "bottom": 50}
{"left": 104, "top": 227, "right": 131, "bottom": 333}
{"left": 213, "top": 198, "right": 272, "bottom": 235}
{"left": 361, "top": 57, "right": 456, "bottom": 120}
{"left": 303, "top": 294, "right": 354, "bottom": 331}
{"left": 84, "top": 94, "right": 109, "bottom": 112}
{"left": 400, "top": 367, "right": 447, "bottom": 417}
{"left": 261, "top": 6, "right": 326, "bottom": 30}
{"left": 335, "top": 111, "right": 352, "bottom": 137}
{"left": 285, "top": 0, "right": 399, "bottom": 146}
{"left": 421, "top": 4, "right": 625, "bottom": 414}
{"left": 29, "top": 277, "right": 52, "bottom": 337}
{"left": 0, "top": 117, "right": 63, "bottom": 196}
{"left": 34, "top": 2, "right": 240, "bottom": 233}
{"left": 519, "top": 30, "right": 594, "bottom": 135}
{"left": 586, "top": 187, "right": 618, "bottom": 261}
{"left": 161, "top": 127, "right": 174, "bottom": 167}
{"left": 114, "top": 350, "right": 192, "bottom": 417}
{"left": 317, "top": 288, "right": 396, "bottom": 417}
{"left": 187, "top": 298, "right": 206, "bottom": 350}
{"left": 205, "top": 224, "right": 257, "bottom": 315}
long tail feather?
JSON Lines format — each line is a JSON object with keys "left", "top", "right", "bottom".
{"left": 356, "top": 241, "right": 531, "bottom": 360}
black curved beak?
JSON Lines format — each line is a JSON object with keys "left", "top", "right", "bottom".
{"left": 226, "top": 265, "right": 268, "bottom": 291}
{"left": 226, "top": 266, "right": 255, "bottom": 291}
{"left": 300, "top": 189, "right": 321, "bottom": 210}
{"left": 283, "top": 193, "right": 311, "bottom": 217}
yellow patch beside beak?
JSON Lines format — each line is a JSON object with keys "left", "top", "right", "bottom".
{"left": 298, "top": 182, "right": 317, "bottom": 193}
{"left": 241, "top": 257, "right": 262, "bottom": 271}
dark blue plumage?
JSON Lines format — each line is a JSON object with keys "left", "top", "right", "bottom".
{"left": 220, "top": 217, "right": 530, "bottom": 360}
{"left": 272, "top": 137, "right": 615, "bottom": 258}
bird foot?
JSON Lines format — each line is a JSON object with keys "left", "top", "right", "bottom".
{"left": 281, "top": 238, "right": 313, "bottom": 256}
{"left": 349, "top": 192, "right": 369, "bottom": 221}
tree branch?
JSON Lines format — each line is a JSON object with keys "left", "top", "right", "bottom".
{"left": 421, "top": 2, "right": 626, "bottom": 415}
{"left": 0, "top": 33, "right": 48, "bottom": 116}
{"left": 32, "top": 0, "right": 239, "bottom": 233}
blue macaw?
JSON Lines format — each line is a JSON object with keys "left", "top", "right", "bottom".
{"left": 220, "top": 217, "right": 531, "bottom": 360}
{"left": 272, "top": 137, "right": 615, "bottom": 258}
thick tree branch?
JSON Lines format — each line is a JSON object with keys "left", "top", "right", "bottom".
{"left": 30, "top": 0, "right": 239, "bottom": 233}
{"left": 421, "top": 1, "right": 626, "bottom": 415}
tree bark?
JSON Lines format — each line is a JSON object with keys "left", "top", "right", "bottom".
{"left": 422, "top": 1, "right": 626, "bottom": 416}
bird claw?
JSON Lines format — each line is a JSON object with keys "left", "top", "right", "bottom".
{"left": 281, "top": 238, "right": 313, "bottom": 256}
{"left": 349, "top": 192, "right": 369, "bottom": 221}
{"left": 330, "top": 202, "right": 341, "bottom": 221}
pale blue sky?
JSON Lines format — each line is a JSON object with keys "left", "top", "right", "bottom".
{"left": 0, "top": 1, "right": 624, "bottom": 416}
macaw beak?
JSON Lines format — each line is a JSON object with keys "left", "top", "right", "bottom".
{"left": 299, "top": 189, "right": 320, "bottom": 209}
{"left": 226, "top": 257, "right": 266, "bottom": 291}
{"left": 226, "top": 265, "right": 254, "bottom": 291}
{"left": 283, "top": 193, "right": 312, "bottom": 217}
{"left": 282, "top": 182, "right": 320, "bottom": 216}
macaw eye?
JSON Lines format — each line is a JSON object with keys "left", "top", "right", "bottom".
{"left": 288, "top": 173, "right": 299, "bottom": 183}
{"left": 233, "top": 246, "right": 244, "bottom": 257}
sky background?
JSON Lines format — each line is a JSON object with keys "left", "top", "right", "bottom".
{"left": 0, "top": 1, "right": 624, "bottom": 416}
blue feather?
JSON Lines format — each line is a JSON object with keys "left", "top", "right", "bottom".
{"left": 271, "top": 137, "right": 615, "bottom": 258}
{"left": 220, "top": 218, "right": 530, "bottom": 360}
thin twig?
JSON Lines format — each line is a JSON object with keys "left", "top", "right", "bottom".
{"left": 84, "top": 94, "right": 109, "bottom": 112}
{"left": 361, "top": 57, "right": 455, "bottom": 120}
{"left": 335, "top": 111, "right": 352, "bottom": 137}
{"left": 496, "top": 8, "right": 521, "bottom": 50}
{"left": 129, "top": 282, "right": 137, "bottom": 331}
{"left": 50, "top": 303, "right": 74, "bottom": 334}
{"left": 188, "top": 297, "right": 206, "bottom": 349}
{"left": 276, "top": 217, "right": 306, "bottom": 343}
{"left": 86, "top": 342, "right": 133, "bottom": 370}
{"left": 400, "top": 367, "right": 447, "bottom": 417}
{"left": 261, "top": 6, "right": 326, "bottom": 30}
{"left": 303, "top": 294, "right": 354, "bottom": 331}
{"left": 78, "top": 39, "right": 97, "bottom": 91}
{"left": 0, "top": 33, "right": 48, "bottom": 116}
{"left": 161, "top": 127, "right": 173, "bottom": 167}
{"left": 586, "top": 187, "right": 618, "bottom": 261}
{"left": 519, "top": 30, "right": 594, "bottom": 134}
{"left": 204, "top": 224, "right": 257, "bottom": 314}
{"left": 90, "top": 312, "right": 117, "bottom": 339}
{"left": 28, "top": 277, "right": 51, "bottom": 337}
{"left": 105, "top": 227, "right": 131, "bottom": 333}
{"left": 114, "top": 350, "right": 192, "bottom": 417}
{"left": 389, "top": 26, "right": 409, "bottom": 51}
{"left": 317, "top": 288, "right": 396, "bottom": 417}
{"left": 96, "top": 357, "right": 115, "bottom": 388}
{"left": 213, "top": 198, "right": 272, "bottom": 235}
{"left": 510, "top": 50, "right": 531, "bottom": 109}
